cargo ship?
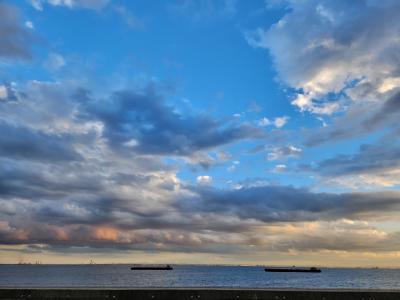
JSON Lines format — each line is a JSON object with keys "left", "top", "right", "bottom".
{"left": 265, "top": 266, "right": 321, "bottom": 273}
{"left": 130, "top": 264, "right": 173, "bottom": 270}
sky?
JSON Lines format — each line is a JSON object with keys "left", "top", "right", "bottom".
{"left": 1, "top": 0, "right": 400, "bottom": 267}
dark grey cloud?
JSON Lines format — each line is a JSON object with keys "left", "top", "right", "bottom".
{"left": 0, "top": 160, "right": 102, "bottom": 200}
{"left": 0, "top": 121, "right": 82, "bottom": 162}
{"left": 1, "top": 78, "right": 399, "bottom": 256}
{"left": 365, "top": 91, "right": 400, "bottom": 130}
{"left": 303, "top": 142, "right": 400, "bottom": 178}
{"left": 2, "top": 160, "right": 400, "bottom": 253}
{"left": 267, "top": 145, "right": 302, "bottom": 161}
{"left": 179, "top": 185, "right": 400, "bottom": 223}
{"left": 306, "top": 92, "right": 400, "bottom": 146}
{"left": 4, "top": 181, "right": 400, "bottom": 253}
{"left": 78, "top": 87, "right": 264, "bottom": 156}
{"left": 0, "top": 3, "right": 35, "bottom": 59}
{"left": 0, "top": 82, "right": 268, "bottom": 252}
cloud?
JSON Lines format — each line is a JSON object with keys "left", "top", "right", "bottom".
{"left": 112, "top": 5, "right": 144, "bottom": 29}
{"left": 30, "top": 0, "right": 110, "bottom": 10}
{"left": 254, "top": 220, "right": 400, "bottom": 253}
{"left": 0, "top": 89, "right": 399, "bottom": 256}
{"left": 227, "top": 165, "right": 236, "bottom": 172}
{"left": 258, "top": 117, "right": 270, "bottom": 126}
{"left": 6, "top": 81, "right": 388, "bottom": 255}
{"left": 226, "top": 160, "right": 239, "bottom": 172}
{"left": 44, "top": 53, "right": 66, "bottom": 71}
{"left": 245, "top": 0, "right": 400, "bottom": 162}
{"left": 185, "top": 151, "right": 231, "bottom": 170}
{"left": 78, "top": 86, "right": 264, "bottom": 156}
{"left": 0, "top": 80, "right": 275, "bottom": 255}
{"left": 29, "top": 0, "right": 44, "bottom": 10}
{"left": 169, "top": 0, "right": 238, "bottom": 22}
{"left": 258, "top": 116, "right": 289, "bottom": 128}
{"left": 311, "top": 143, "right": 400, "bottom": 177}
{"left": 305, "top": 91, "right": 400, "bottom": 146}
{"left": 0, "top": 121, "right": 82, "bottom": 163}
{"left": 364, "top": 91, "right": 400, "bottom": 130}
{"left": 1, "top": 3, "right": 400, "bottom": 260}
{"left": 25, "top": 21, "right": 34, "bottom": 29}
{"left": 267, "top": 145, "right": 302, "bottom": 161}
{"left": 245, "top": 0, "right": 400, "bottom": 146}
{"left": 272, "top": 164, "right": 286, "bottom": 173}
{"left": 303, "top": 140, "right": 400, "bottom": 187}
{"left": 179, "top": 185, "right": 400, "bottom": 223}
{"left": 273, "top": 116, "right": 289, "bottom": 128}
{"left": 197, "top": 175, "right": 213, "bottom": 185}
{"left": 247, "top": 101, "right": 262, "bottom": 113}
{"left": 0, "top": 3, "right": 35, "bottom": 59}
{"left": 0, "top": 85, "right": 7, "bottom": 100}
{"left": 0, "top": 80, "right": 92, "bottom": 133}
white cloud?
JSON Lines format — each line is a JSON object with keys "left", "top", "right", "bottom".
{"left": 258, "top": 116, "right": 288, "bottom": 128}
{"left": 30, "top": 0, "right": 110, "bottom": 10}
{"left": 112, "top": 5, "right": 144, "bottom": 29}
{"left": 25, "top": 21, "right": 34, "bottom": 29}
{"left": 317, "top": 116, "right": 327, "bottom": 127}
{"left": 123, "top": 139, "right": 139, "bottom": 148}
{"left": 48, "top": 0, "right": 75, "bottom": 7}
{"left": 197, "top": 175, "right": 213, "bottom": 185}
{"left": 227, "top": 161, "right": 239, "bottom": 172}
{"left": 45, "top": 53, "right": 66, "bottom": 70}
{"left": 273, "top": 116, "right": 288, "bottom": 128}
{"left": 272, "top": 164, "right": 287, "bottom": 173}
{"left": 227, "top": 165, "right": 236, "bottom": 172}
{"left": 247, "top": 0, "right": 400, "bottom": 116}
{"left": 30, "top": 0, "right": 43, "bottom": 10}
{"left": 258, "top": 117, "right": 270, "bottom": 126}
{"left": 0, "top": 85, "right": 7, "bottom": 100}
{"left": 267, "top": 145, "right": 302, "bottom": 161}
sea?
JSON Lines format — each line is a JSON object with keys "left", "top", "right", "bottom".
{"left": 1, "top": 265, "right": 399, "bottom": 289}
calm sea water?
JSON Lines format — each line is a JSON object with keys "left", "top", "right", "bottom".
{"left": 0, "top": 265, "right": 399, "bottom": 289}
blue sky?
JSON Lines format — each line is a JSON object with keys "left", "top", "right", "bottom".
{"left": 1, "top": 0, "right": 400, "bottom": 266}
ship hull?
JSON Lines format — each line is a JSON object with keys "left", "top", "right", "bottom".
{"left": 265, "top": 268, "right": 321, "bottom": 273}
{"left": 131, "top": 267, "right": 173, "bottom": 270}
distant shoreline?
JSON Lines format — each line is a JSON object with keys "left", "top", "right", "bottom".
{"left": 1, "top": 264, "right": 399, "bottom": 269}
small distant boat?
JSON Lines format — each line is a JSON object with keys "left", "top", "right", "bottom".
{"left": 130, "top": 264, "right": 173, "bottom": 270}
{"left": 265, "top": 266, "right": 321, "bottom": 273}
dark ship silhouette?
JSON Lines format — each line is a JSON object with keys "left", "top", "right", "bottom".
{"left": 131, "top": 264, "right": 173, "bottom": 270}
{"left": 265, "top": 266, "right": 321, "bottom": 273}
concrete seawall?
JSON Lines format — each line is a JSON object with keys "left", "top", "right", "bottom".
{"left": 1, "top": 288, "right": 400, "bottom": 300}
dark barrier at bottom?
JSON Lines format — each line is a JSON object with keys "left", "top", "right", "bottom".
{"left": 1, "top": 288, "right": 400, "bottom": 300}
